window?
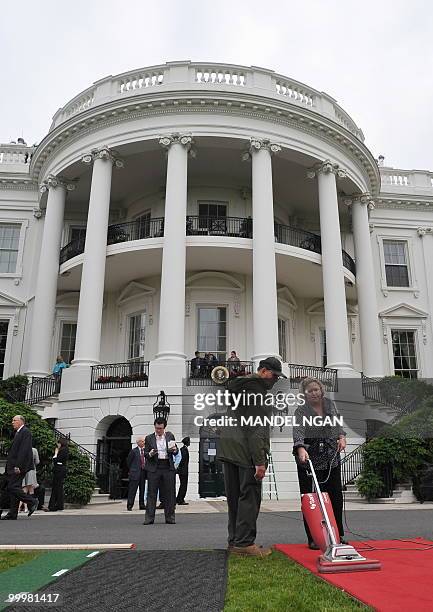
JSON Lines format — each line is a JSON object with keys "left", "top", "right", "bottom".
{"left": 383, "top": 240, "right": 409, "bottom": 287}
{"left": 59, "top": 322, "right": 76, "bottom": 365}
{"left": 69, "top": 227, "right": 87, "bottom": 244}
{"left": 0, "top": 320, "right": 9, "bottom": 378}
{"left": 278, "top": 319, "right": 287, "bottom": 362}
{"left": 0, "top": 224, "right": 20, "bottom": 273}
{"left": 391, "top": 330, "right": 418, "bottom": 378}
{"left": 198, "top": 202, "right": 227, "bottom": 233}
{"left": 319, "top": 328, "right": 327, "bottom": 368}
{"left": 197, "top": 307, "right": 227, "bottom": 360}
{"left": 128, "top": 313, "right": 146, "bottom": 361}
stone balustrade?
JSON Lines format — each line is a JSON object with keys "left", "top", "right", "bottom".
{"left": 0, "top": 143, "right": 35, "bottom": 166}
{"left": 48, "top": 61, "right": 364, "bottom": 140}
{"left": 380, "top": 167, "right": 433, "bottom": 195}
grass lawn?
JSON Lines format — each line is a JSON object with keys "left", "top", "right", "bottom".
{"left": 225, "top": 551, "right": 370, "bottom": 611}
{"left": 0, "top": 551, "right": 42, "bottom": 573}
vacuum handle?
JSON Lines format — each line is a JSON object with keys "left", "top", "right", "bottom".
{"left": 307, "top": 459, "right": 338, "bottom": 547}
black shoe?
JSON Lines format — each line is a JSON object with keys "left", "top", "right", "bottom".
{"left": 139, "top": 505, "right": 146, "bottom": 510}
{"left": 308, "top": 541, "right": 320, "bottom": 550}
{"left": 157, "top": 503, "right": 164, "bottom": 509}
{"left": 177, "top": 501, "right": 189, "bottom": 505}
{"left": 127, "top": 506, "right": 133, "bottom": 511}
{"left": 28, "top": 500, "right": 39, "bottom": 517}
{"left": 165, "top": 519, "right": 176, "bottom": 524}
{"left": 1, "top": 514, "right": 17, "bottom": 520}
{"left": 143, "top": 520, "right": 154, "bottom": 525}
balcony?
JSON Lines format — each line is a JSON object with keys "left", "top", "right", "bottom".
{"left": 186, "top": 216, "right": 252, "bottom": 238}
{"left": 90, "top": 361, "right": 150, "bottom": 390}
{"left": 186, "top": 360, "right": 254, "bottom": 386}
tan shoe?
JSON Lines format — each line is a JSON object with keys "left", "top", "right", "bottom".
{"left": 231, "top": 544, "right": 272, "bottom": 557}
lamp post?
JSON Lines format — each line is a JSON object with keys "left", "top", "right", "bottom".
{"left": 153, "top": 390, "right": 171, "bottom": 421}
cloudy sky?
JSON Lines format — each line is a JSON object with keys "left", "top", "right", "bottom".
{"left": 1, "top": 0, "right": 432, "bottom": 170}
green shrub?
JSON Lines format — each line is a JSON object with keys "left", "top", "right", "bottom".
{"left": 0, "top": 399, "right": 95, "bottom": 504}
{"left": 0, "top": 375, "right": 29, "bottom": 403}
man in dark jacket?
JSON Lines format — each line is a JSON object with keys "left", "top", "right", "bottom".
{"left": 176, "top": 437, "right": 190, "bottom": 505}
{"left": 218, "top": 357, "right": 286, "bottom": 557}
{"left": 126, "top": 436, "right": 147, "bottom": 511}
{"left": 2, "top": 415, "right": 38, "bottom": 520}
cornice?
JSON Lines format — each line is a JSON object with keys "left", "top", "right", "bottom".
{"left": 0, "top": 177, "right": 37, "bottom": 191}
{"left": 30, "top": 92, "right": 379, "bottom": 194}
{"left": 375, "top": 197, "right": 433, "bottom": 211}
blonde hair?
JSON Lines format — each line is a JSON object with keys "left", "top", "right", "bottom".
{"left": 299, "top": 377, "right": 325, "bottom": 398}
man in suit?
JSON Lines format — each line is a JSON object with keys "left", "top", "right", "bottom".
{"left": 126, "top": 436, "right": 147, "bottom": 511}
{"left": 2, "top": 415, "right": 38, "bottom": 520}
{"left": 176, "top": 437, "right": 190, "bottom": 505}
{"left": 143, "top": 417, "right": 178, "bottom": 525}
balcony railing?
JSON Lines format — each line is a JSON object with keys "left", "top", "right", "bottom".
{"left": 186, "top": 216, "right": 252, "bottom": 238}
{"left": 90, "top": 361, "right": 150, "bottom": 390}
{"left": 286, "top": 363, "right": 338, "bottom": 392}
{"left": 2, "top": 373, "right": 62, "bottom": 406}
{"left": 186, "top": 359, "right": 254, "bottom": 386}
{"left": 60, "top": 218, "right": 164, "bottom": 265}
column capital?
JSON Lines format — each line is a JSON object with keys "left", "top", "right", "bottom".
{"left": 344, "top": 193, "right": 375, "bottom": 209}
{"left": 417, "top": 227, "right": 433, "bottom": 237}
{"left": 81, "top": 146, "right": 124, "bottom": 168}
{"left": 307, "top": 159, "right": 347, "bottom": 179}
{"left": 39, "top": 174, "right": 76, "bottom": 194}
{"left": 250, "top": 137, "right": 281, "bottom": 154}
{"left": 159, "top": 133, "right": 193, "bottom": 149}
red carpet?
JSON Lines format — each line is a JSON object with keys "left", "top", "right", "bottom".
{"left": 275, "top": 538, "right": 433, "bottom": 611}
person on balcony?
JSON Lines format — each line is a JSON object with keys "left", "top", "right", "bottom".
{"left": 126, "top": 436, "right": 147, "bottom": 511}
{"left": 208, "top": 353, "right": 219, "bottom": 374}
{"left": 190, "top": 351, "right": 202, "bottom": 377}
{"left": 227, "top": 350, "right": 241, "bottom": 376}
{"left": 52, "top": 355, "right": 68, "bottom": 375}
{"left": 293, "top": 377, "right": 347, "bottom": 549}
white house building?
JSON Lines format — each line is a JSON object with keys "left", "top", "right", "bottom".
{"left": 1, "top": 61, "right": 432, "bottom": 499}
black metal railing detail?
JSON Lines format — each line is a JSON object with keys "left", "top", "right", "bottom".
{"left": 274, "top": 223, "right": 356, "bottom": 275}
{"left": 3, "top": 373, "right": 62, "bottom": 406}
{"left": 341, "top": 442, "right": 366, "bottom": 487}
{"left": 60, "top": 218, "right": 165, "bottom": 265}
{"left": 361, "top": 374, "right": 418, "bottom": 416}
{"left": 186, "top": 360, "right": 254, "bottom": 386}
{"left": 186, "top": 216, "right": 253, "bottom": 238}
{"left": 90, "top": 361, "right": 150, "bottom": 390}
{"left": 286, "top": 363, "right": 338, "bottom": 392}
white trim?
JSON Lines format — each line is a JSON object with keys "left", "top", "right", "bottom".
{"left": 385, "top": 324, "right": 422, "bottom": 377}
{"left": 377, "top": 234, "right": 419, "bottom": 298}
{"left": 0, "top": 219, "right": 28, "bottom": 281}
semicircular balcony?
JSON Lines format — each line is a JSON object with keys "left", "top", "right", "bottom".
{"left": 59, "top": 215, "right": 355, "bottom": 275}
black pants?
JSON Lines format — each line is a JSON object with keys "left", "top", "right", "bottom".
{"left": 176, "top": 472, "right": 188, "bottom": 503}
{"left": 223, "top": 462, "right": 262, "bottom": 547}
{"left": 297, "top": 463, "right": 344, "bottom": 543}
{"left": 145, "top": 463, "right": 175, "bottom": 522}
{"left": 127, "top": 470, "right": 146, "bottom": 509}
{"left": 49, "top": 468, "right": 66, "bottom": 511}
{"left": 6, "top": 471, "right": 37, "bottom": 518}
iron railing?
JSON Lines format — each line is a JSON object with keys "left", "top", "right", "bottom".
{"left": 60, "top": 218, "right": 165, "bottom": 265}
{"left": 361, "top": 374, "right": 418, "bottom": 416}
{"left": 2, "top": 373, "right": 62, "bottom": 406}
{"left": 186, "top": 216, "right": 252, "bottom": 238}
{"left": 286, "top": 363, "right": 338, "bottom": 392}
{"left": 186, "top": 359, "right": 254, "bottom": 386}
{"left": 90, "top": 361, "right": 150, "bottom": 390}
{"left": 341, "top": 442, "right": 367, "bottom": 487}
{"left": 274, "top": 223, "right": 356, "bottom": 274}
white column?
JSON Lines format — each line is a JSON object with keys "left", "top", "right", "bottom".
{"left": 27, "top": 176, "right": 74, "bottom": 377}
{"left": 72, "top": 147, "right": 122, "bottom": 366}
{"left": 309, "top": 160, "right": 352, "bottom": 371}
{"left": 156, "top": 134, "right": 191, "bottom": 360}
{"left": 250, "top": 138, "right": 280, "bottom": 361}
{"left": 348, "top": 195, "right": 384, "bottom": 376}
{"left": 417, "top": 227, "right": 433, "bottom": 377}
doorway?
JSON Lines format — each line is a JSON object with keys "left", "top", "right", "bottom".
{"left": 199, "top": 418, "right": 225, "bottom": 497}
{"left": 96, "top": 417, "right": 132, "bottom": 498}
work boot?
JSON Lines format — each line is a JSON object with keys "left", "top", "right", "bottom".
{"left": 231, "top": 544, "right": 272, "bottom": 557}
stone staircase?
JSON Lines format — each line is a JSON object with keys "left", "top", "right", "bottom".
{"left": 343, "top": 482, "right": 417, "bottom": 504}
{"left": 65, "top": 488, "right": 122, "bottom": 509}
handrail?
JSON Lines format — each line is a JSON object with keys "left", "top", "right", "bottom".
{"left": 90, "top": 361, "right": 150, "bottom": 390}
{"left": 186, "top": 215, "right": 252, "bottom": 238}
{"left": 286, "top": 363, "right": 338, "bottom": 392}
{"left": 1, "top": 373, "right": 62, "bottom": 406}
{"left": 361, "top": 374, "right": 418, "bottom": 416}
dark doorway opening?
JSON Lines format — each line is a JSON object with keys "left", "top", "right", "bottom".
{"left": 199, "top": 417, "right": 225, "bottom": 497}
{"left": 96, "top": 417, "right": 132, "bottom": 498}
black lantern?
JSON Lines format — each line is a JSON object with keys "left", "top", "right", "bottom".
{"left": 153, "top": 390, "right": 170, "bottom": 421}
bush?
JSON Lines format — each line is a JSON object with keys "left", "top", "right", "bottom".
{"left": 0, "top": 375, "right": 29, "bottom": 403}
{"left": 0, "top": 399, "right": 95, "bottom": 505}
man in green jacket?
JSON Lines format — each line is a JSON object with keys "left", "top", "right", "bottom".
{"left": 218, "top": 357, "right": 286, "bottom": 557}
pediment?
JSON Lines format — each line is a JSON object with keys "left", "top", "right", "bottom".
{"left": 379, "top": 302, "right": 428, "bottom": 318}
{"left": 307, "top": 299, "right": 357, "bottom": 316}
{"left": 186, "top": 272, "right": 244, "bottom": 292}
{"left": 277, "top": 285, "right": 297, "bottom": 310}
{"left": 117, "top": 281, "right": 156, "bottom": 305}
{"left": 0, "top": 290, "right": 24, "bottom": 308}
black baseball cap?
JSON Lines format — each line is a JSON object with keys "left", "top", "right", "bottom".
{"left": 258, "top": 357, "right": 287, "bottom": 378}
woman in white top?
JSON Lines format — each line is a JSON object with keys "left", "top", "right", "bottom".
{"left": 20, "top": 447, "right": 40, "bottom": 511}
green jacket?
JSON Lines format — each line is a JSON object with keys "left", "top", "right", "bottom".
{"left": 217, "top": 374, "right": 273, "bottom": 468}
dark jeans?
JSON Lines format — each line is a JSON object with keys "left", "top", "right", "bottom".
{"left": 176, "top": 472, "right": 188, "bottom": 503}
{"left": 6, "top": 471, "right": 37, "bottom": 518}
{"left": 223, "top": 462, "right": 262, "bottom": 547}
{"left": 127, "top": 469, "right": 147, "bottom": 508}
{"left": 297, "top": 463, "right": 344, "bottom": 543}
{"left": 145, "top": 462, "right": 175, "bottom": 522}
{"left": 49, "top": 468, "right": 66, "bottom": 511}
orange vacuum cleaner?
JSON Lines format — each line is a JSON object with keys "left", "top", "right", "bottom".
{"left": 301, "top": 459, "right": 382, "bottom": 573}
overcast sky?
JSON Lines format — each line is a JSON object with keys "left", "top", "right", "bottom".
{"left": 1, "top": 0, "right": 432, "bottom": 170}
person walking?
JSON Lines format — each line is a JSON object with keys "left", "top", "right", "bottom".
{"left": 218, "top": 357, "right": 286, "bottom": 557}
{"left": 47, "top": 438, "right": 69, "bottom": 511}
{"left": 176, "top": 437, "right": 190, "bottom": 505}
{"left": 126, "top": 436, "right": 147, "bottom": 511}
{"left": 20, "top": 446, "right": 40, "bottom": 512}
{"left": 1, "top": 415, "right": 38, "bottom": 520}
{"left": 143, "top": 417, "right": 178, "bottom": 525}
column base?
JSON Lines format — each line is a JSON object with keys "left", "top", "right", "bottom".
{"left": 71, "top": 358, "right": 101, "bottom": 367}
{"left": 26, "top": 369, "right": 50, "bottom": 379}
{"left": 59, "top": 365, "right": 92, "bottom": 395}
{"left": 251, "top": 353, "right": 281, "bottom": 364}
{"left": 155, "top": 351, "right": 186, "bottom": 361}
{"left": 149, "top": 359, "right": 187, "bottom": 388}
